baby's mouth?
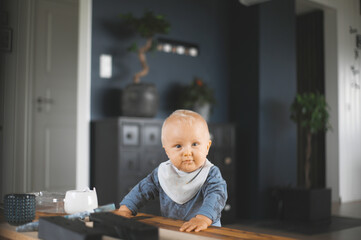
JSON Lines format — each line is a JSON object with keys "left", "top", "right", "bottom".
{"left": 183, "top": 159, "right": 194, "bottom": 163}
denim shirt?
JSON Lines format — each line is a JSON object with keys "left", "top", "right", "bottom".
{"left": 120, "top": 165, "right": 227, "bottom": 226}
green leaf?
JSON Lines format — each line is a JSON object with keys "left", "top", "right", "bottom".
{"left": 120, "top": 10, "right": 171, "bottom": 39}
{"left": 290, "top": 92, "right": 331, "bottom": 134}
{"left": 127, "top": 42, "right": 138, "bottom": 52}
{"left": 179, "top": 78, "right": 216, "bottom": 112}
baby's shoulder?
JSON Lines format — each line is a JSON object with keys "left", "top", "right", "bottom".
{"left": 207, "top": 165, "right": 223, "bottom": 179}
{"left": 152, "top": 166, "right": 159, "bottom": 177}
{"left": 209, "top": 165, "right": 220, "bottom": 173}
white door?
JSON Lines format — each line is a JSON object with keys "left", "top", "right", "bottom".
{"left": 32, "top": 0, "right": 78, "bottom": 192}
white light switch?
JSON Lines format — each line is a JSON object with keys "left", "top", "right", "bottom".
{"left": 100, "top": 54, "right": 112, "bottom": 78}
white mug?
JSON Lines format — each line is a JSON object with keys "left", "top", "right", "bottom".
{"left": 64, "top": 187, "right": 98, "bottom": 214}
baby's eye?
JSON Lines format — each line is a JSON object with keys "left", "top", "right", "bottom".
{"left": 192, "top": 142, "right": 199, "bottom": 147}
{"left": 175, "top": 144, "right": 181, "bottom": 148}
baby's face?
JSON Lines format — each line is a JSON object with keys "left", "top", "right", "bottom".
{"left": 162, "top": 117, "right": 212, "bottom": 173}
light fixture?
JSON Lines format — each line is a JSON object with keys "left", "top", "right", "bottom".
{"left": 99, "top": 54, "right": 112, "bottom": 78}
{"left": 163, "top": 43, "right": 172, "bottom": 53}
{"left": 157, "top": 38, "right": 199, "bottom": 57}
{"left": 188, "top": 48, "right": 198, "bottom": 57}
{"left": 176, "top": 46, "right": 185, "bottom": 55}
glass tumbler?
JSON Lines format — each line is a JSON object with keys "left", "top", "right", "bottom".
{"left": 4, "top": 193, "right": 36, "bottom": 225}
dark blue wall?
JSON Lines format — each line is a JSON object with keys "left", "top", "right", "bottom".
{"left": 258, "top": 0, "right": 297, "bottom": 218}
{"left": 229, "top": 0, "right": 297, "bottom": 219}
{"left": 229, "top": 0, "right": 260, "bottom": 219}
{"left": 91, "top": 0, "right": 231, "bottom": 122}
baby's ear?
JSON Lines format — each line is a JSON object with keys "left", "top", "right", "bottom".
{"left": 207, "top": 140, "right": 212, "bottom": 151}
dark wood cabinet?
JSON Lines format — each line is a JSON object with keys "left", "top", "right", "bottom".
{"left": 91, "top": 117, "right": 236, "bottom": 224}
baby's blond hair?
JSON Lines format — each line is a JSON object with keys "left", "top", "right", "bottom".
{"left": 161, "top": 109, "right": 210, "bottom": 145}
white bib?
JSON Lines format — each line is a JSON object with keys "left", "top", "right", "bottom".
{"left": 158, "top": 159, "right": 213, "bottom": 204}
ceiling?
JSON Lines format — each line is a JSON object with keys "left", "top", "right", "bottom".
{"left": 295, "top": 0, "right": 323, "bottom": 15}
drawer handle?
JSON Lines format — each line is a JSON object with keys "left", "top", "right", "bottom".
{"left": 149, "top": 134, "right": 155, "bottom": 141}
{"left": 224, "top": 204, "right": 231, "bottom": 211}
{"left": 224, "top": 157, "right": 232, "bottom": 165}
{"left": 126, "top": 133, "right": 133, "bottom": 139}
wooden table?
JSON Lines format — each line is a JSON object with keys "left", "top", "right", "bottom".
{"left": 0, "top": 211, "right": 296, "bottom": 240}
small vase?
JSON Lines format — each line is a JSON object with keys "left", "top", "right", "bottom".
{"left": 193, "top": 102, "right": 211, "bottom": 121}
{"left": 4, "top": 194, "right": 36, "bottom": 225}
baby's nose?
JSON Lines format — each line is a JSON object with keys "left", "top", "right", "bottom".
{"left": 183, "top": 147, "right": 192, "bottom": 156}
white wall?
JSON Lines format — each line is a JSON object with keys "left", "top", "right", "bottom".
{"left": 338, "top": 0, "right": 361, "bottom": 203}
{"left": 312, "top": 0, "right": 361, "bottom": 203}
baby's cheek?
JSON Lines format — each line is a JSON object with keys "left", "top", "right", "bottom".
{"left": 200, "top": 149, "right": 208, "bottom": 157}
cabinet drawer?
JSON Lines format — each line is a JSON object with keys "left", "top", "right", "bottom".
{"left": 121, "top": 123, "right": 140, "bottom": 146}
{"left": 119, "top": 150, "right": 140, "bottom": 172}
{"left": 143, "top": 124, "right": 161, "bottom": 146}
{"left": 141, "top": 150, "right": 162, "bottom": 174}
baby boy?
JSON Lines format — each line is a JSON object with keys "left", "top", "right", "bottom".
{"left": 117, "top": 109, "right": 227, "bottom": 232}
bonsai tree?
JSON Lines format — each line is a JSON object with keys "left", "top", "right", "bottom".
{"left": 290, "top": 92, "right": 331, "bottom": 189}
{"left": 120, "top": 10, "right": 170, "bottom": 84}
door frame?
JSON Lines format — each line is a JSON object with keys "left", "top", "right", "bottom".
{"left": 76, "top": 0, "right": 92, "bottom": 190}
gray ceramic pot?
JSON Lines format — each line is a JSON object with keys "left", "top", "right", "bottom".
{"left": 121, "top": 82, "right": 159, "bottom": 117}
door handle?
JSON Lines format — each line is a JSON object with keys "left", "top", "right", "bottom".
{"left": 37, "top": 97, "right": 54, "bottom": 104}
{"left": 36, "top": 97, "right": 54, "bottom": 112}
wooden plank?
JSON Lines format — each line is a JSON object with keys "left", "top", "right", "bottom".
{"left": 0, "top": 211, "right": 296, "bottom": 240}
{"left": 34, "top": 211, "right": 67, "bottom": 220}
{"left": 159, "top": 228, "right": 211, "bottom": 240}
{"left": 0, "top": 223, "right": 38, "bottom": 240}
{"left": 129, "top": 213, "right": 296, "bottom": 240}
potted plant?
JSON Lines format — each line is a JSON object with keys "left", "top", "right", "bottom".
{"left": 119, "top": 10, "right": 171, "bottom": 117}
{"left": 290, "top": 92, "right": 332, "bottom": 189}
{"left": 179, "top": 77, "right": 216, "bottom": 121}
{"left": 281, "top": 92, "right": 332, "bottom": 223}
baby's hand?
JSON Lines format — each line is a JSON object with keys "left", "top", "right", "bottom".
{"left": 179, "top": 215, "right": 212, "bottom": 232}
{"left": 116, "top": 205, "right": 133, "bottom": 218}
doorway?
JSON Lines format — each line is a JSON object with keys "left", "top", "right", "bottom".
{"left": 0, "top": 0, "right": 91, "bottom": 198}
{"left": 31, "top": 0, "right": 79, "bottom": 192}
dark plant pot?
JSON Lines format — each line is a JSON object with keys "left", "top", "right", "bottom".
{"left": 4, "top": 194, "right": 36, "bottom": 225}
{"left": 121, "top": 82, "right": 159, "bottom": 118}
{"left": 281, "top": 188, "right": 331, "bottom": 223}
